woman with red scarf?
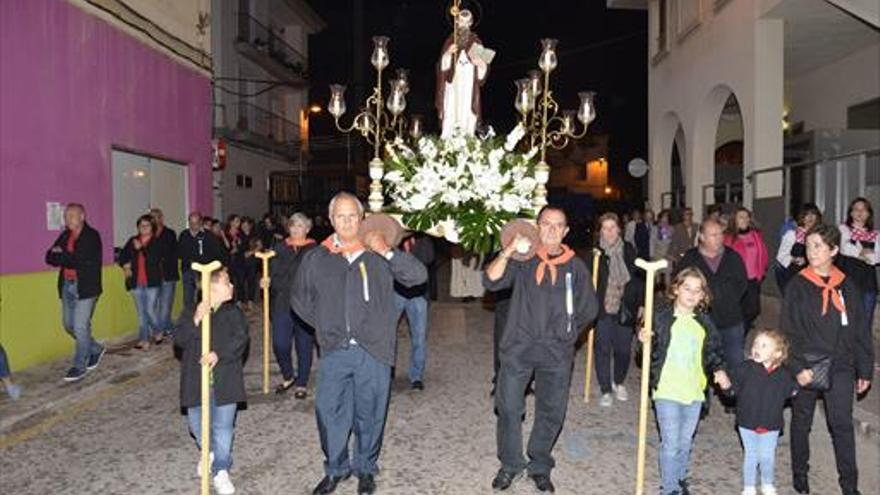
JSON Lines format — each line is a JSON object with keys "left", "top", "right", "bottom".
{"left": 774, "top": 204, "right": 821, "bottom": 291}
{"left": 838, "top": 197, "right": 878, "bottom": 332}
{"left": 724, "top": 207, "right": 769, "bottom": 330}
{"left": 119, "top": 214, "right": 163, "bottom": 349}
{"left": 781, "top": 223, "right": 874, "bottom": 495}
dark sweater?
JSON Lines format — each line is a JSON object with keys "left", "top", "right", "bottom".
{"left": 178, "top": 228, "right": 228, "bottom": 272}
{"left": 118, "top": 236, "right": 163, "bottom": 290}
{"left": 781, "top": 272, "right": 874, "bottom": 380}
{"left": 291, "top": 245, "right": 428, "bottom": 366}
{"left": 269, "top": 240, "right": 315, "bottom": 313}
{"left": 732, "top": 360, "right": 796, "bottom": 431}
{"left": 593, "top": 241, "right": 644, "bottom": 322}
{"left": 45, "top": 222, "right": 103, "bottom": 299}
{"left": 483, "top": 254, "right": 599, "bottom": 365}
{"left": 174, "top": 303, "right": 249, "bottom": 409}
{"left": 649, "top": 304, "right": 727, "bottom": 393}
{"left": 676, "top": 247, "right": 748, "bottom": 328}
{"left": 155, "top": 226, "right": 179, "bottom": 281}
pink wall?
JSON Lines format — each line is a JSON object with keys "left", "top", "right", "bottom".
{"left": 0, "top": 0, "right": 212, "bottom": 275}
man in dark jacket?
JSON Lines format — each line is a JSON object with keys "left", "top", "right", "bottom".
{"left": 394, "top": 233, "right": 435, "bottom": 390}
{"left": 151, "top": 208, "right": 179, "bottom": 337}
{"left": 292, "top": 192, "right": 427, "bottom": 495}
{"left": 484, "top": 206, "right": 599, "bottom": 493}
{"left": 45, "top": 203, "right": 104, "bottom": 382}
{"left": 178, "top": 211, "right": 227, "bottom": 308}
{"left": 675, "top": 218, "right": 749, "bottom": 374}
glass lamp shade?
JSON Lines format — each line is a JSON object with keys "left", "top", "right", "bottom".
{"left": 328, "top": 84, "right": 347, "bottom": 118}
{"left": 386, "top": 84, "right": 407, "bottom": 116}
{"left": 561, "top": 110, "right": 575, "bottom": 135}
{"left": 371, "top": 36, "right": 390, "bottom": 70}
{"left": 355, "top": 112, "right": 372, "bottom": 133}
{"left": 395, "top": 68, "right": 410, "bottom": 94}
{"left": 577, "top": 91, "right": 596, "bottom": 125}
{"left": 514, "top": 79, "right": 533, "bottom": 116}
{"left": 527, "top": 70, "right": 542, "bottom": 99}
{"left": 538, "top": 38, "right": 558, "bottom": 73}
{"left": 409, "top": 115, "right": 423, "bottom": 139}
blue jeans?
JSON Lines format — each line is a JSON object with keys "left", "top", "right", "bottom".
{"left": 0, "top": 344, "right": 10, "bottom": 378}
{"left": 61, "top": 280, "right": 102, "bottom": 371}
{"left": 394, "top": 294, "right": 428, "bottom": 383}
{"left": 130, "top": 286, "right": 159, "bottom": 342}
{"left": 718, "top": 323, "right": 746, "bottom": 369}
{"left": 271, "top": 307, "right": 316, "bottom": 385}
{"left": 182, "top": 270, "right": 198, "bottom": 309}
{"left": 739, "top": 426, "right": 779, "bottom": 488}
{"left": 316, "top": 345, "right": 391, "bottom": 477}
{"left": 655, "top": 399, "right": 703, "bottom": 495}
{"left": 156, "top": 280, "right": 177, "bottom": 335}
{"left": 187, "top": 397, "right": 238, "bottom": 474}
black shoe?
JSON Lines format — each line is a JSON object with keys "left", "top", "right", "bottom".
{"left": 491, "top": 470, "right": 519, "bottom": 491}
{"left": 411, "top": 380, "right": 424, "bottom": 391}
{"left": 530, "top": 473, "right": 555, "bottom": 492}
{"left": 63, "top": 367, "right": 87, "bottom": 382}
{"left": 357, "top": 474, "right": 376, "bottom": 494}
{"left": 793, "top": 475, "right": 810, "bottom": 494}
{"left": 87, "top": 346, "right": 105, "bottom": 371}
{"left": 312, "top": 474, "right": 350, "bottom": 495}
{"left": 275, "top": 379, "right": 295, "bottom": 395}
{"left": 679, "top": 478, "right": 691, "bottom": 495}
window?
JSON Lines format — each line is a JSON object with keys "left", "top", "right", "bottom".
{"left": 111, "top": 149, "right": 189, "bottom": 249}
{"left": 652, "top": 0, "right": 670, "bottom": 62}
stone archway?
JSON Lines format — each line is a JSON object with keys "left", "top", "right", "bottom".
{"left": 650, "top": 111, "right": 685, "bottom": 210}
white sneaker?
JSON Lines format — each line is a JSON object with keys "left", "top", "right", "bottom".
{"left": 760, "top": 484, "right": 777, "bottom": 495}
{"left": 599, "top": 393, "right": 613, "bottom": 407}
{"left": 741, "top": 487, "right": 757, "bottom": 495}
{"left": 196, "top": 451, "right": 214, "bottom": 477}
{"left": 213, "top": 470, "right": 235, "bottom": 495}
{"left": 613, "top": 384, "right": 628, "bottom": 401}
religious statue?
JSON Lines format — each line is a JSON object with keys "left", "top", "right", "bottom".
{"left": 435, "top": 8, "right": 494, "bottom": 139}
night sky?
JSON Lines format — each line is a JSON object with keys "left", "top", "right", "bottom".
{"left": 306, "top": 0, "right": 647, "bottom": 200}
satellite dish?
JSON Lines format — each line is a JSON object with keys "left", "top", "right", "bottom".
{"left": 628, "top": 158, "right": 649, "bottom": 178}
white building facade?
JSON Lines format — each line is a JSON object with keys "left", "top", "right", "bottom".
{"left": 211, "top": 0, "right": 325, "bottom": 220}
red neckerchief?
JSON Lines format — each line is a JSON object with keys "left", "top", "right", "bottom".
{"left": 136, "top": 235, "right": 152, "bottom": 287}
{"left": 799, "top": 265, "right": 846, "bottom": 315}
{"left": 62, "top": 228, "right": 81, "bottom": 280}
{"left": 402, "top": 236, "right": 416, "bottom": 253}
{"left": 850, "top": 226, "right": 878, "bottom": 243}
{"left": 535, "top": 244, "right": 575, "bottom": 286}
{"left": 286, "top": 237, "right": 316, "bottom": 249}
{"left": 794, "top": 226, "right": 807, "bottom": 244}
{"left": 321, "top": 236, "right": 365, "bottom": 257}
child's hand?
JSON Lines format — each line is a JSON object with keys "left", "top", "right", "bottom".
{"left": 637, "top": 325, "right": 650, "bottom": 343}
{"left": 200, "top": 351, "right": 218, "bottom": 368}
{"left": 856, "top": 378, "right": 871, "bottom": 395}
{"left": 714, "top": 370, "right": 732, "bottom": 390}
{"left": 193, "top": 301, "right": 210, "bottom": 325}
{"left": 259, "top": 277, "right": 270, "bottom": 290}
{"left": 796, "top": 369, "right": 814, "bottom": 387}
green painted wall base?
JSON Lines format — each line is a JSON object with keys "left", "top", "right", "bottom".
{"left": 0, "top": 267, "right": 182, "bottom": 372}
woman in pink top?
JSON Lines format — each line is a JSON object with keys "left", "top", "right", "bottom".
{"left": 724, "top": 207, "right": 769, "bottom": 330}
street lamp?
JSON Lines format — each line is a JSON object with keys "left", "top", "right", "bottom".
{"left": 517, "top": 38, "right": 597, "bottom": 210}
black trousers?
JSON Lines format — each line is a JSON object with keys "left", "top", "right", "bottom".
{"left": 496, "top": 357, "right": 572, "bottom": 476}
{"left": 594, "top": 314, "right": 634, "bottom": 394}
{"left": 790, "top": 370, "right": 858, "bottom": 493}
{"left": 493, "top": 297, "right": 510, "bottom": 379}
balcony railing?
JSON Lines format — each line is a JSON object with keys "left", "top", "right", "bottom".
{"left": 236, "top": 12, "right": 307, "bottom": 81}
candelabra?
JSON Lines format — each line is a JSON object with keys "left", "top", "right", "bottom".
{"left": 514, "top": 38, "right": 596, "bottom": 210}
{"left": 328, "top": 36, "right": 418, "bottom": 212}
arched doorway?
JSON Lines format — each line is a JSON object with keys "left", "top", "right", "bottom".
{"left": 714, "top": 94, "right": 744, "bottom": 205}
{"left": 671, "top": 124, "right": 686, "bottom": 208}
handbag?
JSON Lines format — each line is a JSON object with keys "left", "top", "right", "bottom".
{"left": 801, "top": 353, "right": 832, "bottom": 392}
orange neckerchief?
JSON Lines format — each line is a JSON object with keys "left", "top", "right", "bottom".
{"left": 321, "top": 235, "right": 365, "bottom": 257}
{"left": 535, "top": 244, "right": 576, "bottom": 285}
{"left": 799, "top": 265, "right": 846, "bottom": 315}
{"left": 286, "top": 237, "right": 316, "bottom": 249}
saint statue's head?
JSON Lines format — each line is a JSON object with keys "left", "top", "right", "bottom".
{"left": 456, "top": 9, "right": 473, "bottom": 31}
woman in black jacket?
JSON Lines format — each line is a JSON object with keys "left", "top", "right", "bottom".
{"left": 118, "top": 214, "right": 163, "bottom": 349}
{"left": 782, "top": 223, "right": 874, "bottom": 495}
{"left": 593, "top": 212, "right": 644, "bottom": 408}
{"left": 175, "top": 267, "right": 249, "bottom": 494}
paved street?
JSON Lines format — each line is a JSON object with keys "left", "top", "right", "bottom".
{"left": 1, "top": 302, "right": 878, "bottom": 495}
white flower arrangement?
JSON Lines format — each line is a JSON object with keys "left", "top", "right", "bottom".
{"left": 382, "top": 125, "right": 539, "bottom": 253}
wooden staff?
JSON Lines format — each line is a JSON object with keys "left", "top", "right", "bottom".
{"left": 192, "top": 260, "right": 222, "bottom": 495}
{"left": 583, "top": 248, "right": 600, "bottom": 403}
{"left": 255, "top": 250, "right": 276, "bottom": 395}
{"left": 634, "top": 258, "right": 668, "bottom": 495}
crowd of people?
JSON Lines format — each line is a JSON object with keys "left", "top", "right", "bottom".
{"left": 0, "top": 193, "right": 873, "bottom": 495}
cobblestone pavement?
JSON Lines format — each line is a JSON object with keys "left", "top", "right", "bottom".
{"left": 1, "top": 302, "right": 877, "bottom": 494}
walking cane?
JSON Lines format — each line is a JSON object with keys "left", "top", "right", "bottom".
{"left": 192, "top": 260, "right": 222, "bottom": 495}
{"left": 634, "top": 258, "right": 667, "bottom": 495}
{"left": 583, "top": 248, "right": 600, "bottom": 403}
{"left": 255, "top": 250, "right": 276, "bottom": 395}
